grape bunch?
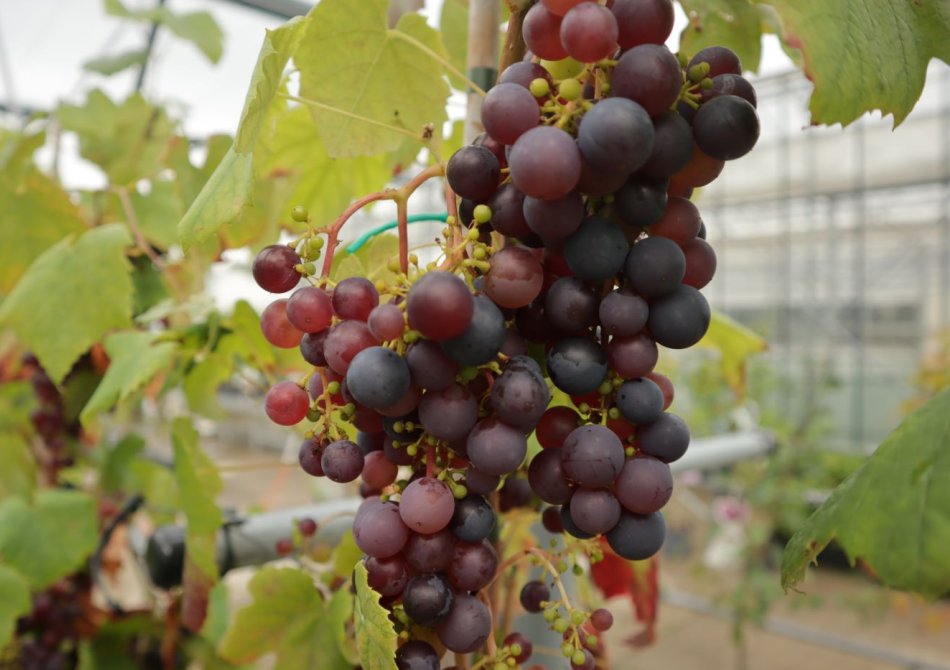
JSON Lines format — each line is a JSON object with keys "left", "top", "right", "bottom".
{"left": 21, "top": 353, "right": 78, "bottom": 477}
{"left": 14, "top": 576, "right": 90, "bottom": 670}
{"left": 251, "top": 0, "right": 758, "bottom": 665}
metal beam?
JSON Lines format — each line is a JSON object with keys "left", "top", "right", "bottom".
{"left": 212, "top": 0, "right": 312, "bottom": 19}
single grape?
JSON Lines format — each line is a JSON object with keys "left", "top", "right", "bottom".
{"left": 252, "top": 245, "right": 301, "bottom": 293}
{"left": 536, "top": 406, "right": 581, "bottom": 450}
{"left": 640, "top": 111, "right": 693, "bottom": 178}
{"left": 378, "top": 383, "right": 422, "bottom": 418}
{"left": 395, "top": 640, "right": 440, "bottom": 670}
{"left": 624, "top": 236, "right": 686, "bottom": 298}
{"left": 481, "top": 83, "right": 540, "bottom": 145}
{"left": 488, "top": 184, "right": 532, "bottom": 238}
{"left": 418, "top": 383, "right": 479, "bottom": 441}
{"left": 499, "top": 475, "right": 533, "bottom": 512}
{"left": 406, "top": 340, "right": 458, "bottom": 391}
{"left": 546, "top": 337, "right": 608, "bottom": 396}
{"left": 645, "top": 371, "right": 674, "bottom": 410}
{"left": 560, "top": 504, "right": 595, "bottom": 539}
{"left": 570, "top": 488, "right": 622, "bottom": 535}
{"left": 577, "top": 155, "right": 628, "bottom": 196}
{"left": 286, "top": 286, "right": 333, "bottom": 333}
{"left": 321, "top": 440, "right": 364, "bottom": 483}
{"left": 616, "top": 377, "right": 664, "bottom": 424}
{"left": 528, "top": 448, "right": 575, "bottom": 505}
{"left": 441, "top": 294, "right": 507, "bottom": 366}
{"left": 544, "top": 277, "right": 599, "bottom": 334}
{"left": 484, "top": 246, "right": 544, "bottom": 309}
{"left": 365, "top": 555, "right": 410, "bottom": 597}
{"left": 611, "top": 0, "right": 674, "bottom": 47}
{"left": 451, "top": 495, "right": 496, "bottom": 543}
{"left": 298, "top": 437, "right": 326, "bottom": 477}
{"left": 361, "top": 450, "right": 398, "bottom": 489}
{"left": 523, "top": 3, "right": 568, "bottom": 60}
{"left": 692, "top": 95, "right": 760, "bottom": 160}
{"left": 383, "top": 410, "right": 423, "bottom": 442}
{"left": 490, "top": 359, "right": 551, "bottom": 432}
{"left": 448, "top": 539, "right": 498, "bottom": 591}
{"left": 353, "top": 498, "right": 409, "bottom": 558}
{"left": 650, "top": 196, "right": 702, "bottom": 244}
{"left": 406, "top": 271, "right": 475, "bottom": 342}
{"left": 563, "top": 217, "right": 629, "bottom": 283}
{"left": 541, "top": 0, "right": 585, "bottom": 16}
{"left": 611, "top": 44, "right": 682, "bottom": 117}
{"left": 297, "top": 517, "right": 318, "bottom": 537}
{"left": 345, "top": 346, "right": 411, "bottom": 411}
{"left": 473, "top": 132, "right": 507, "bottom": 168}
{"left": 681, "top": 237, "right": 717, "bottom": 289}
{"left": 542, "top": 505, "right": 565, "bottom": 533}
{"left": 523, "top": 191, "right": 585, "bottom": 245}
{"left": 606, "top": 511, "right": 666, "bottom": 560}
{"left": 467, "top": 417, "right": 528, "bottom": 476}
{"left": 261, "top": 300, "right": 304, "bottom": 349}
{"left": 561, "top": 424, "right": 625, "bottom": 487}
{"left": 514, "top": 299, "right": 559, "bottom": 343}
{"left": 598, "top": 289, "right": 649, "bottom": 337}
{"left": 324, "top": 320, "right": 379, "bottom": 374}
{"left": 520, "top": 580, "right": 550, "bottom": 612}
{"left": 670, "top": 143, "right": 725, "bottom": 189}
{"left": 607, "top": 332, "right": 658, "bottom": 379}
{"left": 615, "top": 454, "right": 673, "bottom": 514}
{"left": 504, "top": 631, "right": 534, "bottom": 663}
{"left": 560, "top": 2, "right": 619, "bottom": 63}
{"left": 405, "top": 529, "right": 454, "bottom": 573}
{"left": 647, "top": 284, "right": 711, "bottom": 349}
{"left": 508, "top": 126, "right": 582, "bottom": 200}
{"left": 571, "top": 648, "right": 596, "bottom": 670}
{"left": 264, "top": 381, "right": 309, "bottom": 426}
{"left": 404, "top": 573, "right": 455, "bottom": 626}
{"left": 367, "top": 303, "right": 405, "bottom": 341}
{"left": 501, "top": 328, "right": 529, "bottom": 357}
{"left": 299, "top": 330, "right": 329, "bottom": 366}
{"left": 577, "top": 98, "right": 653, "bottom": 175}
{"left": 446, "top": 146, "right": 500, "bottom": 202}
{"left": 615, "top": 176, "right": 669, "bottom": 230}
{"left": 465, "top": 467, "right": 501, "bottom": 495}
{"left": 332, "top": 277, "right": 378, "bottom": 321}
{"left": 687, "top": 46, "right": 741, "bottom": 78}
{"left": 636, "top": 411, "right": 690, "bottom": 462}
{"left": 702, "top": 73, "right": 757, "bottom": 107}
{"left": 400, "top": 477, "right": 455, "bottom": 534}
{"left": 435, "top": 594, "right": 492, "bottom": 654}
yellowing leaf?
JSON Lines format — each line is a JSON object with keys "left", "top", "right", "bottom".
{"left": 353, "top": 562, "right": 398, "bottom": 670}
{"left": 782, "top": 386, "right": 950, "bottom": 598}
{"left": 0, "top": 224, "right": 133, "bottom": 383}
{"left": 80, "top": 331, "right": 178, "bottom": 424}
{"left": 297, "top": 0, "right": 450, "bottom": 158}
{"left": 698, "top": 311, "right": 767, "bottom": 398}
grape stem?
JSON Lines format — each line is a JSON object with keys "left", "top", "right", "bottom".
{"left": 280, "top": 93, "right": 429, "bottom": 142}
{"left": 321, "top": 191, "right": 395, "bottom": 277}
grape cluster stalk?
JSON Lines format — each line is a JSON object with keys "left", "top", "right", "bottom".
{"left": 252, "top": 1, "right": 759, "bottom": 666}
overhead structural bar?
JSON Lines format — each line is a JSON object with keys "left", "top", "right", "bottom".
{"left": 213, "top": 0, "right": 312, "bottom": 19}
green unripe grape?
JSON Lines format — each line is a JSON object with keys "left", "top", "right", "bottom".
{"left": 509, "top": 643, "right": 522, "bottom": 657}
{"left": 291, "top": 205, "right": 309, "bottom": 222}
{"left": 306, "top": 407, "right": 320, "bottom": 422}
{"left": 688, "top": 62, "right": 711, "bottom": 82}
{"left": 573, "top": 563, "right": 584, "bottom": 575}
{"left": 561, "top": 643, "right": 574, "bottom": 657}
{"left": 558, "top": 78, "right": 582, "bottom": 101}
{"left": 571, "top": 610, "right": 585, "bottom": 625}
{"left": 607, "top": 407, "right": 620, "bottom": 420}
{"left": 326, "top": 381, "right": 340, "bottom": 394}
{"left": 598, "top": 380, "right": 613, "bottom": 395}
{"left": 406, "top": 444, "right": 418, "bottom": 457}
{"left": 676, "top": 51, "right": 689, "bottom": 68}
{"left": 473, "top": 246, "right": 487, "bottom": 260}
{"left": 474, "top": 204, "right": 492, "bottom": 223}
{"left": 493, "top": 663, "right": 506, "bottom": 670}
{"left": 625, "top": 445, "right": 636, "bottom": 457}
{"left": 701, "top": 77, "right": 714, "bottom": 89}
{"left": 392, "top": 421, "right": 405, "bottom": 433}
{"left": 553, "top": 618, "right": 569, "bottom": 633}
{"left": 542, "top": 56, "right": 584, "bottom": 80}
{"left": 506, "top": 659, "right": 516, "bottom": 667}
{"left": 453, "top": 484, "right": 468, "bottom": 499}
{"left": 572, "top": 650, "right": 587, "bottom": 666}
{"left": 586, "top": 634, "right": 598, "bottom": 647}
{"left": 600, "top": 81, "right": 611, "bottom": 94}
{"left": 578, "top": 402, "right": 590, "bottom": 414}
{"left": 312, "top": 236, "right": 325, "bottom": 249}
{"left": 543, "top": 607, "right": 558, "bottom": 622}
{"left": 530, "top": 77, "right": 550, "bottom": 97}
{"left": 467, "top": 226, "right": 481, "bottom": 240}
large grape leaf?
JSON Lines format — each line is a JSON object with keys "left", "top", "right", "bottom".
{"left": 679, "top": 0, "right": 764, "bottom": 71}
{"left": 0, "top": 565, "right": 30, "bottom": 649}
{"left": 782, "top": 386, "right": 950, "bottom": 598}
{"left": 172, "top": 418, "right": 222, "bottom": 632}
{"left": 439, "top": 0, "right": 468, "bottom": 90}
{"left": 80, "top": 330, "right": 179, "bottom": 424}
{"left": 105, "top": 0, "right": 223, "bottom": 63}
{"left": 219, "top": 567, "right": 349, "bottom": 670}
{"left": 297, "top": 0, "right": 450, "bottom": 158}
{"left": 0, "top": 489, "right": 98, "bottom": 589}
{"left": 0, "top": 168, "right": 86, "bottom": 294}
{"left": 0, "top": 224, "right": 133, "bottom": 384}
{"left": 178, "top": 147, "right": 254, "bottom": 250}
{"left": 353, "top": 562, "right": 399, "bottom": 670}
{"left": 234, "top": 16, "right": 309, "bottom": 154}
{"left": 698, "top": 311, "right": 767, "bottom": 398}
{"left": 0, "top": 435, "right": 36, "bottom": 499}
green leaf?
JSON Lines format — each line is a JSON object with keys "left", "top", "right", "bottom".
{"left": 698, "top": 311, "right": 767, "bottom": 398}
{"left": 439, "top": 0, "right": 468, "bottom": 90}
{"left": 81, "top": 331, "right": 178, "bottom": 424}
{"left": 83, "top": 49, "right": 148, "bottom": 76}
{"left": 297, "top": 0, "right": 450, "bottom": 158}
{"left": 0, "top": 434, "right": 36, "bottom": 499}
{"left": 129, "top": 181, "right": 185, "bottom": 250}
{"left": 58, "top": 90, "right": 175, "bottom": 185}
{"left": 353, "top": 562, "right": 399, "bottom": 670}
{"left": 327, "top": 588, "right": 359, "bottom": 665}
{"left": 0, "top": 565, "right": 31, "bottom": 649}
{"left": 782, "top": 386, "right": 950, "bottom": 598}
{"left": 0, "top": 224, "right": 133, "bottom": 383}
{"left": 100, "top": 434, "right": 147, "bottom": 493}
{"left": 201, "top": 581, "right": 232, "bottom": 645}
{"left": 160, "top": 10, "right": 224, "bottom": 63}
{"left": 0, "top": 489, "right": 98, "bottom": 589}
{"left": 178, "top": 147, "right": 254, "bottom": 250}
{"left": 329, "top": 530, "right": 363, "bottom": 579}
{"left": 760, "top": 0, "right": 950, "bottom": 126}
{"left": 679, "top": 0, "right": 763, "bottom": 71}
{"left": 172, "top": 418, "right": 223, "bottom": 632}
{"left": 0, "top": 168, "right": 86, "bottom": 294}
{"left": 219, "top": 566, "right": 348, "bottom": 669}
{"left": 169, "top": 134, "right": 233, "bottom": 211}
{"left": 235, "top": 17, "right": 309, "bottom": 154}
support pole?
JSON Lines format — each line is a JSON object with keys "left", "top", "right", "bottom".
{"left": 464, "top": 0, "right": 500, "bottom": 142}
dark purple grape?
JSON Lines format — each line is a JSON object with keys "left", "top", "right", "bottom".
{"left": 682, "top": 237, "right": 717, "bottom": 289}
{"left": 367, "top": 303, "right": 405, "bottom": 341}
{"left": 599, "top": 289, "right": 649, "bottom": 337}
{"left": 528, "top": 448, "right": 575, "bottom": 505}
{"left": 559, "top": 504, "right": 594, "bottom": 539}
{"left": 544, "top": 275, "right": 599, "bottom": 334}
{"left": 546, "top": 337, "right": 608, "bottom": 396}
{"left": 520, "top": 580, "right": 550, "bottom": 612}
{"left": 640, "top": 111, "right": 693, "bottom": 178}
{"left": 624, "top": 236, "right": 686, "bottom": 298}
{"left": 265, "top": 381, "right": 309, "bottom": 426}
{"left": 407, "top": 272, "right": 475, "bottom": 342}
{"left": 353, "top": 498, "right": 409, "bottom": 558}
{"left": 324, "top": 320, "right": 379, "bottom": 374}
{"left": 484, "top": 246, "right": 544, "bottom": 309}
{"left": 616, "top": 378, "right": 664, "bottom": 424}
{"left": 688, "top": 45, "right": 741, "bottom": 78}
{"left": 446, "top": 146, "right": 500, "bottom": 202}
{"left": 611, "top": 44, "right": 682, "bottom": 117}
{"left": 400, "top": 477, "right": 455, "bottom": 534}
{"left": 499, "top": 475, "right": 534, "bottom": 511}
{"left": 607, "top": 332, "right": 658, "bottom": 379}
{"left": 481, "top": 83, "right": 540, "bottom": 145}
{"left": 561, "top": 425, "right": 625, "bottom": 487}
{"left": 504, "top": 631, "right": 534, "bottom": 663}
{"left": 615, "top": 176, "right": 669, "bottom": 229}
{"left": 362, "top": 450, "right": 398, "bottom": 489}
{"left": 286, "top": 286, "right": 333, "bottom": 333}
{"left": 441, "top": 294, "right": 507, "bottom": 366}
{"left": 611, "top": 0, "right": 674, "bottom": 47}
{"left": 298, "top": 438, "right": 326, "bottom": 477}
{"left": 253, "top": 245, "right": 301, "bottom": 293}
{"left": 448, "top": 540, "right": 498, "bottom": 592}
{"left": 542, "top": 506, "right": 565, "bottom": 533}
{"left": 321, "top": 439, "right": 364, "bottom": 483}
{"left": 606, "top": 511, "right": 666, "bottom": 560}
{"left": 435, "top": 594, "right": 492, "bottom": 653}
{"left": 488, "top": 184, "right": 531, "bottom": 238}
{"left": 418, "top": 383, "right": 478, "bottom": 442}
{"left": 651, "top": 196, "right": 702, "bottom": 244}
{"left": 406, "top": 340, "right": 459, "bottom": 391}
{"left": 509, "top": 126, "right": 581, "bottom": 200}
{"left": 647, "top": 284, "right": 711, "bottom": 349}
{"left": 702, "top": 73, "right": 757, "bottom": 107}
{"left": 498, "top": 61, "right": 553, "bottom": 93}
{"left": 501, "top": 328, "right": 528, "bottom": 357}
{"left": 636, "top": 412, "right": 690, "bottom": 462}
{"left": 365, "top": 555, "right": 410, "bottom": 597}
{"left": 405, "top": 529, "right": 454, "bottom": 573}
{"left": 522, "top": 3, "right": 568, "bottom": 60}
{"left": 577, "top": 98, "right": 653, "bottom": 175}
{"left": 536, "top": 406, "right": 581, "bottom": 450}
{"left": 563, "top": 217, "right": 629, "bottom": 282}
{"left": 404, "top": 573, "right": 455, "bottom": 626}
{"left": 395, "top": 640, "right": 440, "bottom": 670}
{"left": 467, "top": 418, "right": 528, "bottom": 476}
{"left": 332, "top": 277, "right": 379, "bottom": 321}
{"left": 489, "top": 361, "right": 551, "bottom": 432}
{"left": 465, "top": 467, "right": 501, "bottom": 495}
{"left": 345, "top": 346, "right": 411, "bottom": 411}
{"left": 692, "top": 95, "right": 760, "bottom": 160}
{"left": 577, "top": 155, "right": 628, "bottom": 196}
{"left": 523, "top": 191, "right": 585, "bottom": 245}
{"left": 560, "top": 2, "right": 619, "bottom": 63}
{"left": 615, "top": 454, "right": 673, "bottom": 514}
{"left": 299, "top": 330, "right": 329, "bottom": 366}
{"left": 569, "top": 488, "right": 622, "bottom": 535}
{"left": 451, "top": 495, "right": 496, "bottom": 543}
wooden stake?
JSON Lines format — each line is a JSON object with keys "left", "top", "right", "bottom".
{"left": 464, "top": 0, "right": 500, "bottom": 142}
